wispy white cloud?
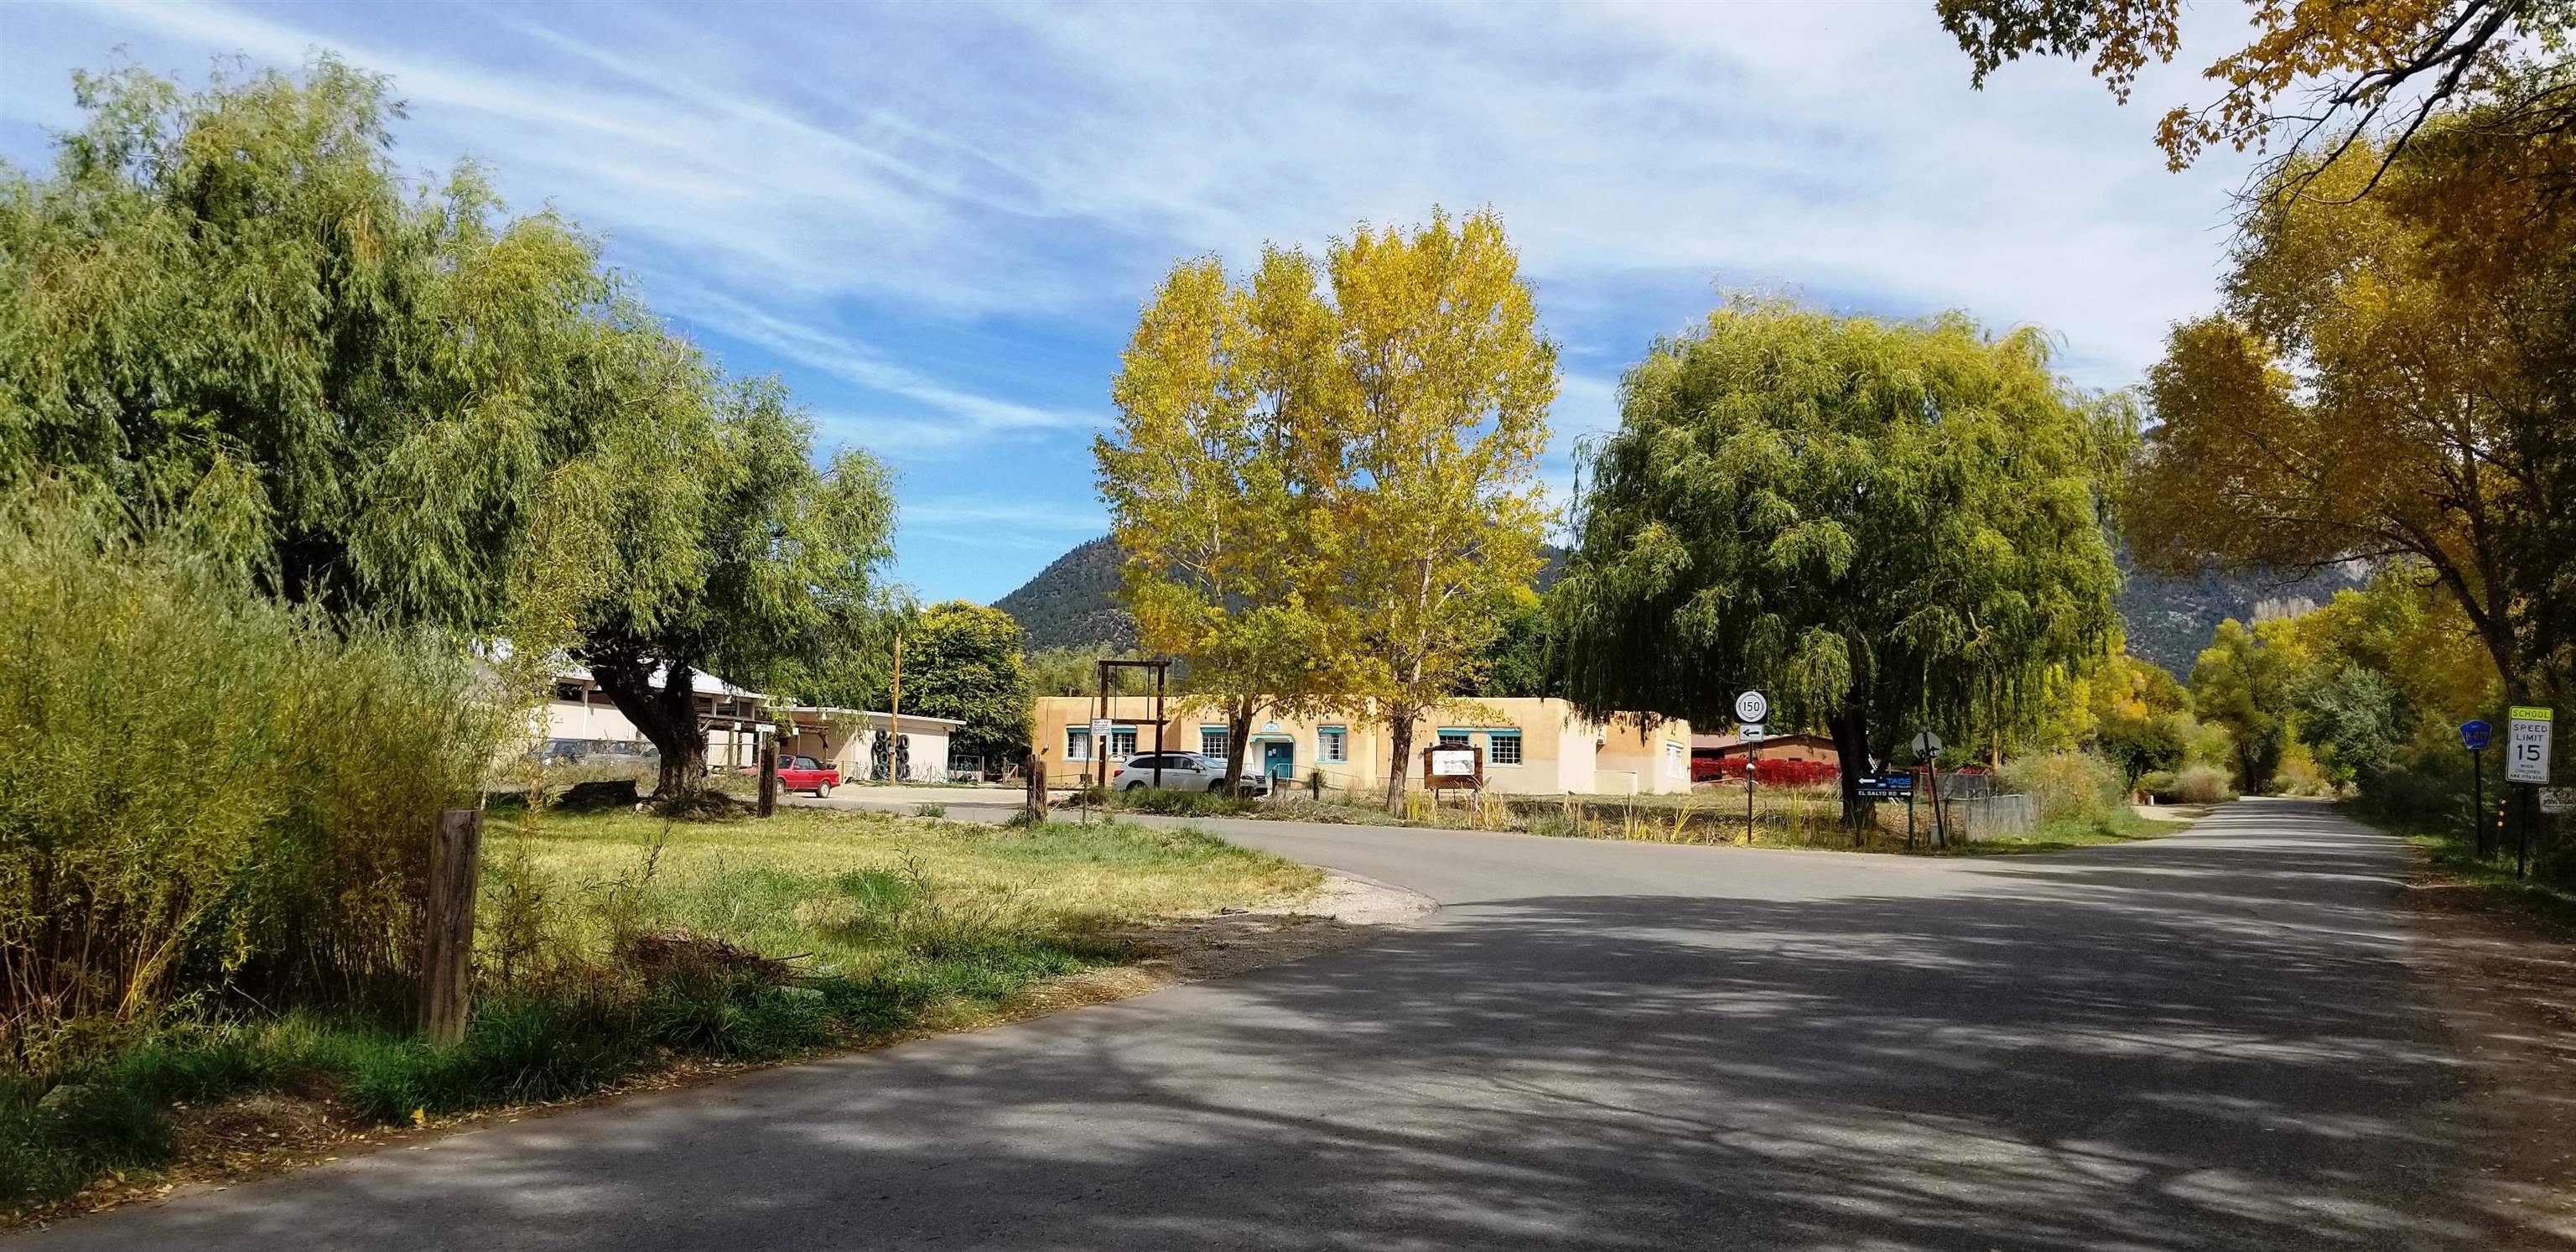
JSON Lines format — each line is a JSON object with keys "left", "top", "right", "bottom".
{"left": 662, "top": 288, "right": 1088, "bottom": 434}
{"left": 9, "top": 0, "right": 2263, "bottom": 600}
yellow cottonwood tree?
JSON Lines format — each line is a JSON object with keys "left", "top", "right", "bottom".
{"left": 1096, "top": 252, "right": 1343, "bottom": 792}
{"left": 1940, "top": 0, "right": 2575, "bottom": 182}
{"left": 1098, "top": 210, "right": 1556, "bottom": 807}
{"left": 1323, "top": 211, "right": 1557, "bottom": 808}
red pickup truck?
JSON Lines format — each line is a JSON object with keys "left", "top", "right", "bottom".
{"left": 777, "top": 754, "right": 839, "bottom": 797}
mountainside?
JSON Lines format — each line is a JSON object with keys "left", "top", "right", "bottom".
{"left": 991, "top": 536, "right": 1136, "bottom": 653}
{"left": 2116, "top": 556, "right": 2367, "bottom": 678}
{"left": 991, "top": 537, "right": 2333, "bottom": 678}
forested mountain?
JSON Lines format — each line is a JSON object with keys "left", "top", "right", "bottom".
{"left": 991, "top": 538, "right": 1568, "bottom": 653}
{"left": 991, "top": 536, "right": 2331, "bottom": 678}
{"left": 991, "top": 537, "right": 1136, "bottom": 652}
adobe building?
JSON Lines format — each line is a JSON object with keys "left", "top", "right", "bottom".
{"left": 1031, "top": 695, "right": 1692, "bottom": 796}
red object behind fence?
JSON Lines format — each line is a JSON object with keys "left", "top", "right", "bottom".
{"left": 1692, "top": 757, "right": 1841, "bottom": 786}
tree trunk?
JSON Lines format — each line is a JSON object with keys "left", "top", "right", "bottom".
{"left": 1223, "top": 703, "right": 1254, "bottom": 797}
{"left": 587, "top": 649, "right": 709, "bottom": 798}
{"left": 1384, "top": 710, "right": 1415, "bottom": 812}
{"left": 1830, "top": 707, "right": 1870, "bottom": 828}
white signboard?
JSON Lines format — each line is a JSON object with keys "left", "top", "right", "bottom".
{"left": 1740, "top": 723, "right": 1766, "bottom": 743}
{"left": 1089, "top": 718, "right": 1114, "bottom": 740}
{"left": 2542, "top": 787, "right": 2574, "bottom": 816}
{"left": 1430, "top": 747, "right": 1476, "bottom": 777}
{"left": 1913, "top": 730, "right": 1944, "bottom": 756}
{"left": 1734, "top": 690, "right": 1769, "bottom": 725}
{"left": 2509, "top": 707, "right": 2555, "bottom": 784}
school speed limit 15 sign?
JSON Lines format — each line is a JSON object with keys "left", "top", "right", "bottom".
{"left": 2508, "top": 706, "right": 2555, "bottom": 785}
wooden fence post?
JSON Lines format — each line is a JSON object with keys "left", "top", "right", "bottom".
{"left": 759, "top": 737, "right": 779, "bottom": 818}
{"left": 1025, "top": 750, "right": 1047, "bottom": 823}
{"left": 422, "top": 808, "right": 483, "bottom": 1046}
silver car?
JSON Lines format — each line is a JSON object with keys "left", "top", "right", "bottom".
{"left": 1109, "top": 753, "right": 1270, "bottom": 795}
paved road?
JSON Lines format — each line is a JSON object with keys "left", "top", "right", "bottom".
{"left": 20, "top": 799, "right": 2533, "bottom": 1250}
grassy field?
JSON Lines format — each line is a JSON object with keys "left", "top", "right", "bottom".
{"left": 500, "top": 803, "right": 1321, "bottom": 977}
{"left": 1, "top": 808, "right": 1317, "bottom": 1217}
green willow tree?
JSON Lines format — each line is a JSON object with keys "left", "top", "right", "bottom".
{"left": 895, "top": 601, "right": 1036, "bottom": 766}
{"left": 0, "top": 58, "right": 898, "bottom": 797}
{"left": 1554, "top": 296, "right": 2128, "bottom": 823}
{"left": 2188, "top": 619, "right": 2303, "bottom": 792}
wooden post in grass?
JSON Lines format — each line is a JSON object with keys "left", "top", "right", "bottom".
{"left": 1025, "top": 750, "right": 1047, "bottom": 823}
{"left": 422, "top": 808, "right": 483, "bottom": 1045}
{"left": 758, "top": 737, "right": 779, "bottom": 818}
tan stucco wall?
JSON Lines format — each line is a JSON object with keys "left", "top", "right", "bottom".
{"left": 1031, "top": 696, "right": 1690, "bottom": 797}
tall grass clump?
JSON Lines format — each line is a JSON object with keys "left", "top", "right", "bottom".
{"left": 0, "top": 482, "right": 497, "bottom": 1077}
{"left": 1999, "top": 751, "right": 2126, "bottom": 829}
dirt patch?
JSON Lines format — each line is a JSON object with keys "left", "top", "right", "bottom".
{"left": 35, "top": 1088, "right": 409, "bottom": 1222}
{"left": 1017, "top": 869, "right": 1436, "bottom": 1011}
{"left": 2402, "top": 866, "right": 2576, "bottom": 1245}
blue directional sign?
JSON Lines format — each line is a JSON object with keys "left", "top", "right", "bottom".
{"left": 2460, "top": 720, "right": 2493, "bottom": 751}
{"left": 1855, "top": 775, "right": 1916, "bottom": 799}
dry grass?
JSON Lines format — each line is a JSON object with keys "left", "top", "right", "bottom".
{"left": 503, "top": 805, "right": 1324, "bottom": 976}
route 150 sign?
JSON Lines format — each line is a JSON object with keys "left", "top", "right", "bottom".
{"left": 1734, "top": 690, "right": 1768, "bottom": 725}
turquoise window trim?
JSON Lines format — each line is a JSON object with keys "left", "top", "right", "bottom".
{"left": 1317, "top": 725, "right": 1348, "bottom": 763}
{"left": 1487, "top": 729, "right": 1524, "bottom": 766}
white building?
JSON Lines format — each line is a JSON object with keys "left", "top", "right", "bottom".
{"left": 541, "top": 668, "right": 961, "bottom": 782}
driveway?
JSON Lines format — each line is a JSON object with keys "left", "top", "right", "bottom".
{"left": 17, "top": 799, "right": 2536, "bottom": 1249}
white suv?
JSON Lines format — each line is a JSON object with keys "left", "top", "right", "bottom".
{"left": 1109, "top": 753, "right": 1271, "bottom": 795}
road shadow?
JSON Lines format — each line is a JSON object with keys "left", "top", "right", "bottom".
{"left": 21, "top": 801, "right": 2541, "bottom": 1251}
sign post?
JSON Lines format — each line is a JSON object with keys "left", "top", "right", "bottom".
{"left": 1914, "top": 730, "right": 1946, "bottom": 849}
{"left": 1422, "top": 744, "right": 1483, "bottom": 808}
{"left": 1735, "top": 692, "right": 1768, "bottom": 844}
{"left": 2508, "top": 707, "right": 2554, "bottom": 878}
{"left": 1741, "top": 721, "right": 1766, "bottom": 844}
{"left": 2460, "top": 720, "right": 2492, "bottom": 858}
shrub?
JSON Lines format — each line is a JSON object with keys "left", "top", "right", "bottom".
{"left": 1999, "top": 751, "right": 2123, "bottom": 825}
{"left": 1113, "top": 788, "right": 1258, "bottom": 818}
{"left": 0, "top": 482, "right": 498, "bottom": 1075}
{"left": 2173, "top": 765, "right": 2234, "bottom": 803}
{"left": 913, "top": 803, "right": 948, "bottom": 818}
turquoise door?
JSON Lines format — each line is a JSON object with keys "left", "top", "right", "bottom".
{"left": 1262, "top": 740, "right": 1295, "bottom": 780}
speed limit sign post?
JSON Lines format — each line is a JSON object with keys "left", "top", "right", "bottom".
{"left": 2508, "top": 707, "right": 2554, "bottom": 878}
{"left": 1735, "top": 692, "right": 1767, "bottom": 844}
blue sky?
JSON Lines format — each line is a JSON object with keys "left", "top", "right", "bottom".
{"left": 2, "top": 1, "right": 2255, "bottom": 605}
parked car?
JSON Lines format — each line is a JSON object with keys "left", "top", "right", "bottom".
{"left": 1109, "top": 753, "right": 1270, "bottom": 795}
{"left": 777, "top": 754, "right": 840, "bottom": 797}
